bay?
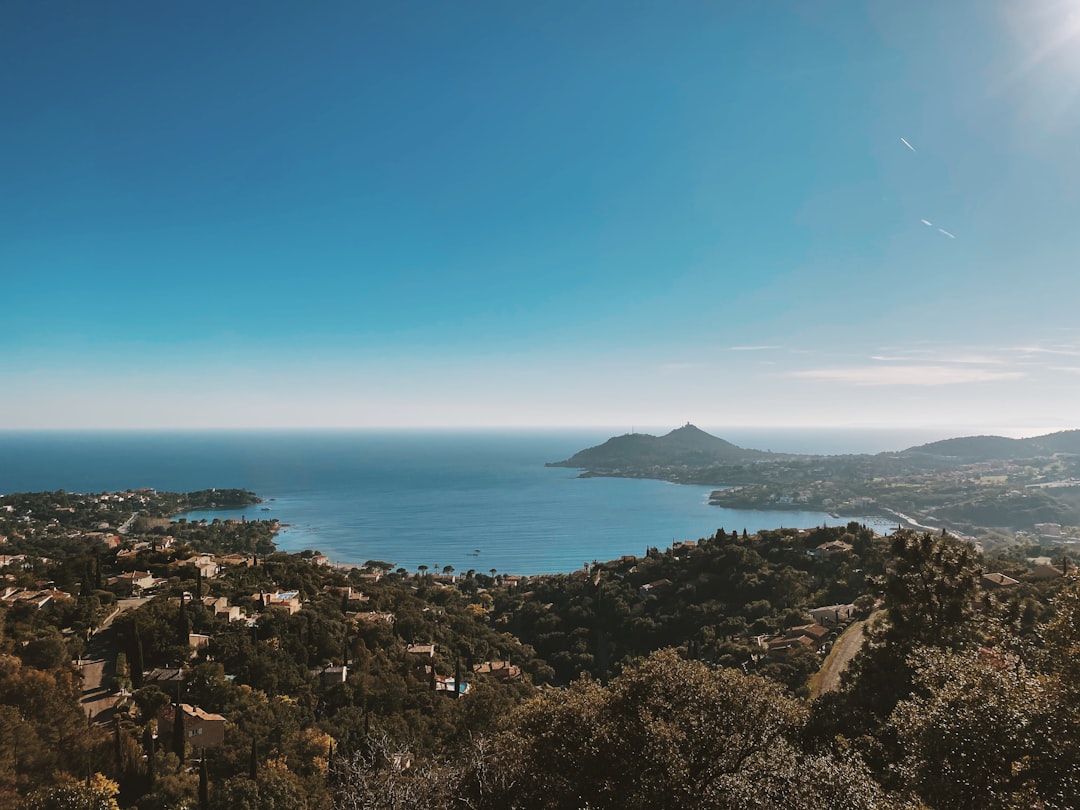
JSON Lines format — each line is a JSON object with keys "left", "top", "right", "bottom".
{"left": 0, "top": 429, "right": 898, "bottom": 574}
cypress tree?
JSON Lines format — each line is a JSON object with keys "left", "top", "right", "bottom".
{"left": 113, "top": 715, "right": 123, "bottom": 771}
{"left": 177, "top": 600, "right": 191, "bottom": 650}
{"left": 130, "top": 621, "right": 145, "bottom": 690}
{"left": 249, "top": 738, "right": 258, "bottom": 780}
{"left": 198, "top": 756, "right": 209, "bottom": 810}
{"left": 172, "top": 701, "right": 186, "bottom": 764}
{"left": 143, "top": 724, "right": 156, "bottom": 786}
{"left": 82, "top": 561, "right": 94, "bottom": 598}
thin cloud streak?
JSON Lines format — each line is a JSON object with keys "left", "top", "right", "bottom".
{"left": 1009, "top": 345, "right": 1080, "bottom": 357}
{"left": 871, "top": 353, "right": 1002, "bottom": 365}
{"left": 790, "top": 365, "right": 1025, "bottom": 386}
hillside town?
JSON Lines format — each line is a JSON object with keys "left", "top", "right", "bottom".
{"left": 2, "top": 488, "right": 1080, "bottom": 808}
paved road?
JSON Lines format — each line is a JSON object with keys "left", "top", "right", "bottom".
{"left": 117, "top": 512, "right": 140, "bottom": 535}
{"left": 78, "top": 597, "right": 149, "bottom": 722}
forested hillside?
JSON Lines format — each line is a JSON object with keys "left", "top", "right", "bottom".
{"left": 2, "top": 489, "right": 1079, "bottom": 808}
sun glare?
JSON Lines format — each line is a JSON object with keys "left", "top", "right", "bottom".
{"left": 1008, "top": 0, "right": 1080, "bottom": 76}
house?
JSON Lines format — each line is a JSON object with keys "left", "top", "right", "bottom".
{"left": 765, "top": 634, "right": 816, "bottom": 658}
{"left": 982, "top": 572, "right": 1020, "bottom": 589}
{"left": 406, "top": 643, "right": 436, "bottom": 658}
{"left": 811, "top": 540, "right": 853, "bottom": 560}
{"left": 110, "top": 570, "right": 157, "bottom": 596}
{"left": 639, "top": 578, "right": 673, "bottom": 595}
{"left": 434, "top": 673, "right": 470, "bottom": 696}
{"left": 1030, "top": 564, "right": 1064, "bottom": 581}
{"left": 103, "top": 535, "right": 123, "bottom": 549}
{"left": 472, "top": 660, "right": 521, "bottom": 681}
{"left": 255, "top": 591, "right": 302, "bottom": 614}
{"left": 203, "top": 596, "right": 243, "bottom": 622}
{"left": 763, "top": 623, "right": 831, "bottom": 658}
{"left": 157, "top": 703, "right": 226, "bottom": 749}
{"left": 188, "top": 633, "right": 211, "bottom": 655}
{"left": 217, "top": 553, "right": 253, "bottom": 567}
{"left": 318, "top": 665, "right": 348, "bottom": 686}
{"left": 809, "top": 604, "right": 857, "bottom": 626}
{"left": 144, "top": 667, "right": 186, "bottom": 685}
{"left": 184, "top": 555, "right": 219, "bottom": 580}
{"left": 1, "top": 588, "right": 68, "bottom": 609}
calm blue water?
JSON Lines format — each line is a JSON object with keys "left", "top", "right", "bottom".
{"left": 0, "top": 429, "right": 908, "bottom": 574}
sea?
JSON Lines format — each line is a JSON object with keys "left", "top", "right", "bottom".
{"left": 0, "top": 428, "right": 954, "bottom": 575}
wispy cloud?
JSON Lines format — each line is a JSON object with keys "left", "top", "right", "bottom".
{"left": 1009, "top": 345, "right": 1080, "bottom": 358}
{"left": 790, "top": 365, "right": 1024, "bottom": 386}
{"left": 729, "top": 345, "right": 781, "bottom": 351}
{"left": 871, "top": 351, "right": 1003, "bottom": 366}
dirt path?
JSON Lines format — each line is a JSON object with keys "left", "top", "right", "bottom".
{"left": 813, "top": 619, "right": 867, "bottom": 697}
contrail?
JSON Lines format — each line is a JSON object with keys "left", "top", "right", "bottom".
{"left": 900, "top": 137, "right": 916, "bottom": 152}
{"left": 921, "top": 219, "right": 933, "bottom": 227}
{"left": 938, "top": 228, "right": 956, "bottom": 239}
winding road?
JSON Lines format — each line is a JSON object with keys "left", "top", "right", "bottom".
{"left": 78, "top": 596, "right": 149, "bottom": 722}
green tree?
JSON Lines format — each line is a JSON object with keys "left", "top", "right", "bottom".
{"left": 880, "top": 531, "right": 981, "bottom": 649}
{"left": 454, "top": 649, "right": 896, "bottom": 810}
{"left": 210, "top": 765, "right": 308, "bottom": 810}
{"left": 889, "top": 647, "right": 1047, "bottom": 810}
{"left": 199, "top": 756, "right": 209, "bottom": 810}
{"left": 171, "top": 703, "right": 185, "bottom": 764}
{"left": 21, "top": 773, "right": 120, "bottom": 810}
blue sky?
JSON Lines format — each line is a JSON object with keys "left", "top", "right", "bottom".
{"left": 4, "top": 0, "right": 1080, "bottom": 433}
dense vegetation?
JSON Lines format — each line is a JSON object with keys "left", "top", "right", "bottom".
{"left": 2, "top": 488, "right": 1080, "bottom": 808}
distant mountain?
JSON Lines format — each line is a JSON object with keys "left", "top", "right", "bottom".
{"left": 901, "top": 430, "right": 1080, "bottom": 461}
{"left": 552, "top": 425, "right": 1080, "bottom": 475}
{"left": 1027, "top": 430, "right": 1080, "bottom": 455}
{"left": 547, "top": 424, "right": 770, "bottom": 470}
